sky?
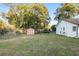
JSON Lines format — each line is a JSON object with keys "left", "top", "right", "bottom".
{"left": 0, "top": 3, "right": 61, "bottom": 25}
{"left": 45, "top": 3, "right": 61, "bottom": 25}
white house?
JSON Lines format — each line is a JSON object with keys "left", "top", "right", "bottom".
{"left": 56, "top": 19, "right": 79, "bottom": 37}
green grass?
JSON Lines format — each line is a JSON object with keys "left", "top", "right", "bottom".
{"left": 0, "top": 33, "right": 79, "bottom": 56}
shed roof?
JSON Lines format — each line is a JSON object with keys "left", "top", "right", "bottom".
{"left": 64, "top": 19, "right": 79, "bottom": 25}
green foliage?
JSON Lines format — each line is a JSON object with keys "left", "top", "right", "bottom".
{"left": 55, "top": 3, "right": 79, "bottom": 21}
{"left": 0, "top": 28, "right": 9, "bottom": 35}
{"left": 7, "top": 4, "right": 50, "bottom": 31}
{"left": 0, "top": 20, "right": 9, "bottom": 35}
{"left": 0, "top": 20, "right": 5, "bottom": 29}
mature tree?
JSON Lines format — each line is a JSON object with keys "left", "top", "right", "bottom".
{"left": 7, "top": 3, "right": 50, "bottom": 32}
{"left": 7, "top": 3, "right": 50, "bottom": 33}
{"left": 16, "top": 4, "right": 31, "bottom": 29}
{"left": 55, "top": 3, "right": 79, "bottom": 21}
{"left": 7, "top": 4, "right": 18, "bottom": 28}
{"left": 31, "top": 4, "right": 49, "bottom": 29}
{"left": 5, "top": 3, "right": 20, "bottom": 34}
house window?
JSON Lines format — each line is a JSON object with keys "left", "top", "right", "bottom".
{"left": 63, "top": 32, "right": 65, "bottom": 34}
{"left": 63, "top": 27, "right": 65, "bottom": 31}
{"left": 73, "top": 26, "right": 76, "bottom": 31}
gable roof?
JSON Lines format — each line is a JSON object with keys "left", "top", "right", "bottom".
{"left": 64, "top": 19, "right": 79, "bottom": 25}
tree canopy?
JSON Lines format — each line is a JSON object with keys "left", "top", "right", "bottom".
{"left": 55, "top": 3, "right": 79, "bottom": 21}
{"left": 7, "top": 4, "right": 50, "bottom": 31}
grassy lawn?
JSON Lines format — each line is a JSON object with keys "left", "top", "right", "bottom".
{"left": 0, "top": 33, "right": 79, "bottom": 56}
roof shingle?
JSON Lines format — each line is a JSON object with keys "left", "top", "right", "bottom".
{"left": 65, "top": 19, "right": 79, "bottom": 25}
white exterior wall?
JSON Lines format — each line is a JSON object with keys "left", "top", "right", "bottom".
{"left": 78, "top": 27, "right": 79, "bottom": 37}
{"left": 56, "top": 21, "right": 67, "bottom": 35}
{"left": 56, "top": 20, "right": 78, "bottom": 37}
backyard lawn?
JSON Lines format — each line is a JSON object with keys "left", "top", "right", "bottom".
{"left": 0, "top": 33, "right": 79, "bottom": 56}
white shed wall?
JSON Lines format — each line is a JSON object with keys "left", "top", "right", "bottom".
{"left": 56, "top": 20, "right": 78, "bottom": 37}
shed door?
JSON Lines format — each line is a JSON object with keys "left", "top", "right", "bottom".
{"left": 61, "top": 27, "right": 65, "bottom": 35}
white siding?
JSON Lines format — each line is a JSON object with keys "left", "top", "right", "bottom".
{"left": 78, "top": 27, "right": 79, "bottom": 37}
{"left": 56, "top": 20, "right": 78, "bottom": 37}
{"left": 56, "top": 21, "right": 67, "bottom": 35}
{"left": 66, "top": 22, "right": 77, "bottom": 37}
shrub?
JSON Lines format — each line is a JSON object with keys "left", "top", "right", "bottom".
{"left": 43, "top": 29, "right": 51, "bottom": 33}
{"left": 0, "top": 28, "right": 9, "bottom": 35}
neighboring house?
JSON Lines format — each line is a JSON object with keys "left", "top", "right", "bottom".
{"left": 56, "top": 19, "right": 79, "bottom": 37}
